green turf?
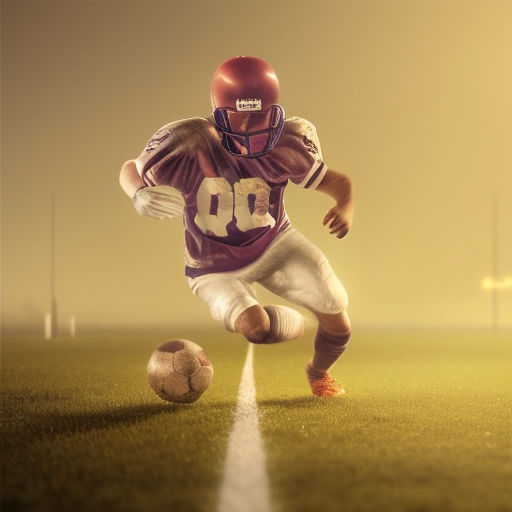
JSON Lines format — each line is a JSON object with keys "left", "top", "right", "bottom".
{"left": 2, "top": 329, "right": 511, "bottom": 512}
{"left": 254, "top": 330, "right": 512, "bottom": 512}
{"left": 1, "top": 330, "right": 246, "bottom": 512}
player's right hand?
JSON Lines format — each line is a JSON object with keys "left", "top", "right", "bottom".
{"left": 132, "top": 185, "right": 185, "bottom": 219}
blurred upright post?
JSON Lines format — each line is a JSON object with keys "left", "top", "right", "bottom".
{"left": 491, "top": 195, "right": 498, "bottom": 330}
{"left": 50, "top": 195, "right": 58, "bottom": 338}
{"left": 482, "top": 195, "right": 510, "bottom": 330}
{"left": 70, "top": 316, "right": 76, "bottom": 339}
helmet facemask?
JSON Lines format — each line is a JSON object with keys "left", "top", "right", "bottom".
{"left": 212, "top": 104, "right": 285, "bottom": 158}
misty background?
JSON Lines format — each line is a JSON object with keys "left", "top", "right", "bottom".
{"left": 1, "top": 0, "right": 511, "bottom": 333}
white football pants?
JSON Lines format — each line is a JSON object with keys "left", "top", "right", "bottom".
{"left": 187, "top": 227, "right": 348, "bottom": 332}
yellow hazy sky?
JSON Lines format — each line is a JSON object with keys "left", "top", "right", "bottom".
{"left": 1, "top": 0, "right": 511, "bottom": 331}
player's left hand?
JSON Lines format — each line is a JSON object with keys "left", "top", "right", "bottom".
{"left": 133, "top": 185, "right": 185, "bottom": 219}
{"left": 323, "top": 204, "right": 353, "bottom": 239}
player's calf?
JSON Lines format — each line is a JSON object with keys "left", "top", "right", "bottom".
{"left": 306, "top": 310, "right": 351, "bottom": 396}
{"left": 306, "top": 326, "right": 351, "bottom": 381}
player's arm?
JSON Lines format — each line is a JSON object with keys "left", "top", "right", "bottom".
{"left": 315, "top": 168, "right": 353, "bottom": 239}
{"left": 119, "top": 159, "right": 144, "bottom": 198}
{"left": 119, "top": 159, "right": 184, "bottom": 220}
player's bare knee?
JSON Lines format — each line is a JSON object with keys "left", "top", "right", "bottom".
{"left": 245, "top": 323, "right": 271, "bottom": 344}
{"left": 234, "top": 305, "right": 271, "bottom": 344}
{"left": 316, "top": 309, "right": 351, "bottom": 339}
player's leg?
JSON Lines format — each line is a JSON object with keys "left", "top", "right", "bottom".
{"left": 223, "top": 234, "right": 305, "bottom": 343}
{"left": 234, "top": 304, "right": 270, "bottom": 343}
{"left": 257, "top": 229, "right": 350, "bottom": 395}
{"left": 188, "top": 273, "right": 260, "bottom": 338}
{"left": 234, "top": 303, "right": 305, "bottom": 343}
{"left": 305, "top": 309, "right": 351, "bottom": 396}
{"left": 188, "top": 272, "right": 301, "bottom": 344}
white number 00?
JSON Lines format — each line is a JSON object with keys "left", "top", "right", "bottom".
{"left": 194, "top": 177, "right": 276, "bottom": 237}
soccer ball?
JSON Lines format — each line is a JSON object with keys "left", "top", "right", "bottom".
{"left": 147, "top": 339, "right": 213, "bottom": 403}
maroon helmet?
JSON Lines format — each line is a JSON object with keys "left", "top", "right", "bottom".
{"left": 210, "top": 56, "right": 285, "bottom": 158}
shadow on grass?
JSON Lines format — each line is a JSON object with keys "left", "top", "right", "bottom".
{"left": 2, "top": 399, "right": 233, "bottom": 445}
{"left": 257, "top": 396, "right": 327, "bottom": 408}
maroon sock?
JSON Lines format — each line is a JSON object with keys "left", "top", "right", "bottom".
{"left": 306, "top": 328, "right": 351, "bottom": 382}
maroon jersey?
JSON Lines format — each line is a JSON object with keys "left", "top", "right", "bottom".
{"left": 135, "top": 116, "right": 327, "bottom": 277}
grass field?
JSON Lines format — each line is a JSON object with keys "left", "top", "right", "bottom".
{"left": 1, "top": 328, "right": 511, "bottom": 512}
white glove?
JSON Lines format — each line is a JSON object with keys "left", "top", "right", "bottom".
{"left": 132, "top": 185, "right": 185, "bottom": 219}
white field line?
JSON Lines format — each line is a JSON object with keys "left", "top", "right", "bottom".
{"left": 218, "top": 343, "right": 272, "bottom": 512}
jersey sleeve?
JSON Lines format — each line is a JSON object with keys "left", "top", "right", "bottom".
{"left": 134, "top": 119, "right": 202, "bottom": 192}
{"left": 266, "top": 117, "right": 327, "bottom": 190}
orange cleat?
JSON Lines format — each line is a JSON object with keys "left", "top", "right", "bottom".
{"left": 309, "top": 373, "right": 345, "bottom": 397}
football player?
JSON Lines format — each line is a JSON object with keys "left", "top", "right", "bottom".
{"left": 119, "top": 56, "right": 353, "bottom": 397}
